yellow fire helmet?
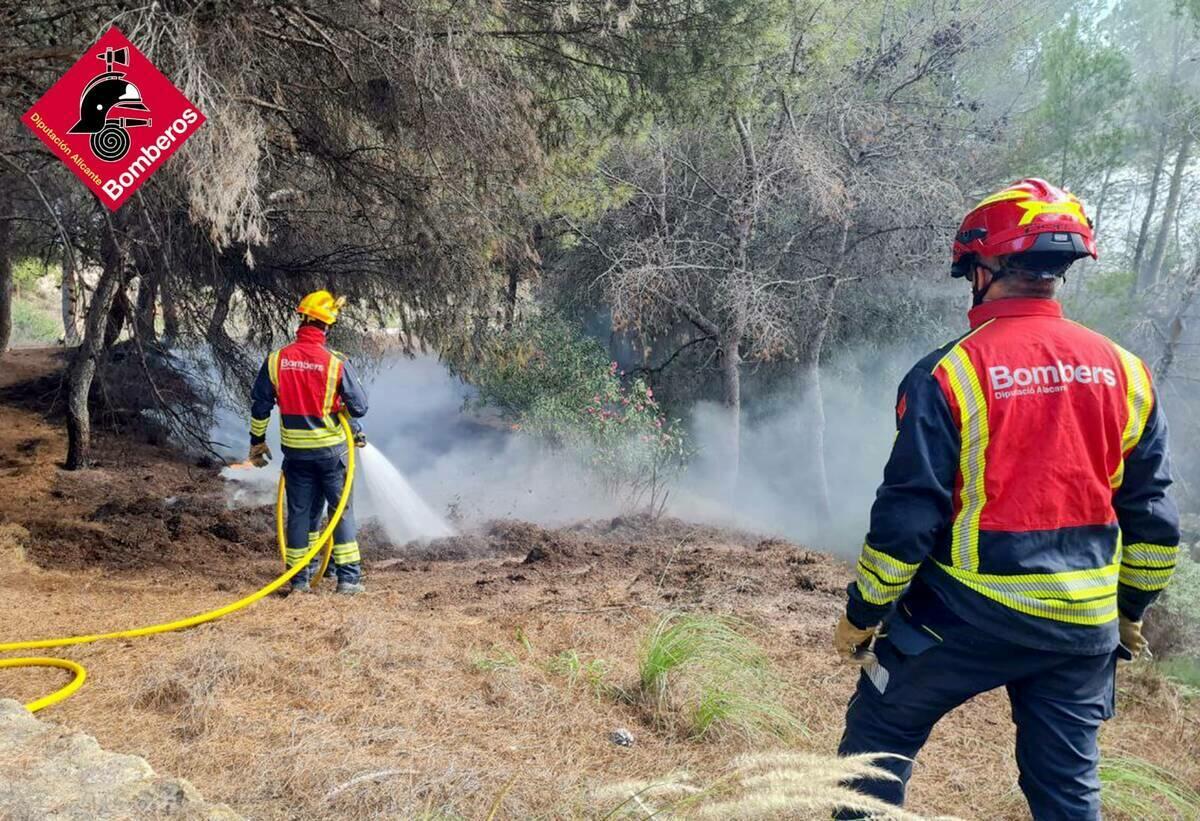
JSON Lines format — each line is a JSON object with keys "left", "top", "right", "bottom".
{"left": 296, "top": 290, "right": 346, "bottom": 325}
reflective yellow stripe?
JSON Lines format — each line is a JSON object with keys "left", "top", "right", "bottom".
{"left": 1119, "top": 566, "right": 1175, "bottom": 592}
{"left": 250, "top": 417, "right": 270, "bottom": 437}
{"left": 860, "top": 544, "right": 920, "bottom": 585}
{"left": 307, "top": 531, "right": 322, "bottom": 547}
{"left": 322, "top": 353, "right": 340, "bottom": 417}
{"left": 332, "top": 541, "right": 361, "bottom": 565}
{"left": 281, "top": 427, "right": 347, "bottom": 449}
{"left": 1120, "top": 542, "right": 1179, "bottom": 592}
{"left": 1122, "top": 542, "right": 1179, "bottom": 567}
{"left": 938, "top": 560, "right": 1118, "bottom": 625}
{"left": 268, "top": 350, "right": 281, "bottom": 388}
{"left": 937, "top": 345, "right": 989, "bottom": 571}
{"left": 1111, "top": 344, "right": 1152, "bottom": 487}
{"left": 284, "top": 547, "right": 309, "bottom": 567}
{"left": 856, "top": 559, "right": 907, "bottom": 605}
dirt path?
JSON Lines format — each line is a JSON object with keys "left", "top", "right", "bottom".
{"left": 0, "top": 348, "right": 1196, "bottom": 819}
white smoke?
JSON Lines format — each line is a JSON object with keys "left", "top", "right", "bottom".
{"left": 213, "top": 345, "right": 934, "bottom": 554}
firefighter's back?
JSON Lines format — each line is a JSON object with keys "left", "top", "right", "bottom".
{"left": 920, "top": 298, "right": 1154, "bottom": 655}
{"left": 268, "top": 327, "right": 348, "bottom": 457}
{"left": 959, "top": 308, "right": 1135, "bottom": 541}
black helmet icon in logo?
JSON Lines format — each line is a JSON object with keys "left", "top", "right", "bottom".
{"left": 67, "top": 46, "right": 151, "bottom": 162}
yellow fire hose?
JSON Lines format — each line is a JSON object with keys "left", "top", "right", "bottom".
{"left": 0, "top": 415, "right": 354, "bottom": 713}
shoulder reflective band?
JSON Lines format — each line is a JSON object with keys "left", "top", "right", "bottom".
{"left": 268, "top": 350, "right": 282, "bottom": 389}
{"left": 1110, "top": 344, "right": 1153, "bottom": 488}
{"left": 321, "top": 353, "right": 341, "bottom": 418}
{"left": 937, "top": 560, "right": 1118, "bottom": 625}
{"left": 937, "top": 344, "right": 990, "bottom": 572}
{"left": 1119, "top": 542, "right": 1179, "bottom": 592}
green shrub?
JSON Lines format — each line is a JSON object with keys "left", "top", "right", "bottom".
{"left": 11, "top": 300, "right": 60, "bottom": 345}
{"left": 1155, "top": 657, "right": 1200, "bottom": 694}
{"left": 1147, "top": 546, "right": 1200, "bottom": 657}
{"left": 547, "top": 648, "right": 611, "bottom": 695}
{"left": 12, "top": 257, "right": 57, "bottom": 295}
{"left": 1100, "top": 755, "right": 1200, "bottom": 818}
{"left": 471, "top": 647, "right": 519, "bottom": 672}
{"left": 460, "top": 315, "right": 688, "bottom": 510}
{"left": 637, "top": 612, "right": 801, "bottom": 741}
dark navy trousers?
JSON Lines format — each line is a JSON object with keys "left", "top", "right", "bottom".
{"left": 282, "top": 455, "right": 361, "bottom": 584}
{"left": 837, "top": 592, "right": 1117, "bottom": 821}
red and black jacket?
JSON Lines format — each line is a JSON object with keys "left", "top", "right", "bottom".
{"left": 249, "top": 325, "right": 368, "bottom": 460}
{"left": 847, "top": 299, "right": 1180, "bottom": 655}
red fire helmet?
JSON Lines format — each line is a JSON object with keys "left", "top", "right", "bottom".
{"left": 951, "top": 178, "right": 1097, "bottom": 278}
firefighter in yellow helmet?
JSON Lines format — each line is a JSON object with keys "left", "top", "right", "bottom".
{"left": 248, "top": 290, "right": 370, "bottom": 594}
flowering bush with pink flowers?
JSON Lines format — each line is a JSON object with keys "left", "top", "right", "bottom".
{"left": 462, "top": 316, "right": 688, "bottom": 510}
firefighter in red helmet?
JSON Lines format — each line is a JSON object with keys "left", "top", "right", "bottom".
{"left": 831, "top": 179, "right": 1180, "bottom": 820}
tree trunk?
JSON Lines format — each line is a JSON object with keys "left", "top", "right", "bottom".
{"left": 1131, "top": 127, "right": 1170, "bottom": 289}
{"left": 66, "top": 211, "right": 130, "bottom": 470}
{"left": 1156, "top": 252, "right": 1200, "bottom": 381}
{"left": 61, "top": 243, "right": 81, "bottom": 346}
{"left": 0, "top": 212, "right": 11, "bottom": 355}
{"left": 103, "top": 286, "right": 130, "bottom": 350}
{"left": 161, "top": 285, "right": 180, "bottom": 341}
{"left": 1142, "top": 133, "right": 1193, "bottom": 291}
{"left": 803, "top": 272, "right": 841, "bottom": 531}
{"left": 135, "top": 275, "right": 158, "bottom": 344}
{"left": 718, "top": 330, "right": 742, "bottom": 486}
{"left": 1092, "top": 166, "right": 1113, "bottom": 236}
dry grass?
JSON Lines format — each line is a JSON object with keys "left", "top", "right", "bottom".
{"left": 594, "top": 752, "right": 967, "bottom": 819}
{"left": 4, "top": 564, "right": 1194, "bottom": 821}
{"left": 0, "top": 355, "right": 1196, "bottom": 821}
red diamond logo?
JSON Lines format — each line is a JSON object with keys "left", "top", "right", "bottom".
{"left": 21, "top": 26, "right": 206, "bottom": 210}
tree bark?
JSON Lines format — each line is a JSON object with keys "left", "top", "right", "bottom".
{"left": 66, "top": 210, "right": 130, "bottom": 470}
{"left": 1131, "top": 127, "right": 1170, "bottom": 288}
{"left": 60, "top": 243, "right": 81, "bottom": 346}
{"left": 1141, "top": 132, "right": 1193, "bottom": 291}
{"left": 135, "top": 274, "right": 158, "bottom": 344}
{"left": 1156, "top": 252, "right": 1200, "bottom": 381}
{"left": 799, "top": 223, "right": 849, "bottom": 533}
{"left": 1132, "top": 32, "right": 1182, "bottom": 289}
{"left": 0, "top": 212, "right": 11, "bottom": 355}
{"left": 161, "top": 284, "right": 180, "bottom": 341}
{"left": 1092, "top": 165, "right": 1113, "bottom": 236}
{"left": 802, "top": 273, "right": 840, "bottom": 531}
{"left": 103, "top": 286, "right": 130, "bottom": 350}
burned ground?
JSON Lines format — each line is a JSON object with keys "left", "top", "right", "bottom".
{"left": 0, "top": 348, "right": 1197, "bottom": 820}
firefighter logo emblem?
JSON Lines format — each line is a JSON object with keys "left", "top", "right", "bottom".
{"left": 21, "top": 26, "right": 205, "bottom": 210}
{"left": 68, "top": 45, "right": 151, "bottom": 162}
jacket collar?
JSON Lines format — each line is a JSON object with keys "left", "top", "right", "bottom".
{"left": 295, "top": 325, "right": 327, "bottom": 345}
{"left": 968, "top": 297, "right": 1063, "bottom": 329}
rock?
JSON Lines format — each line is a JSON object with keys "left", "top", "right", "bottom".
{"left": 0, "top": 699, "right": 241, "bottom": 820}
{"left": 609, "top": 728, "right": 635, "bottom": 747}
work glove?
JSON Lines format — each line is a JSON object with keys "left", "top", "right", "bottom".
{"left": 248, "top": 442, "right": 272, "bottom": 468}
{"left": 353, "top": 431, "right": 367, "bottom": 449}
{"left": 833, "top": 614, "right": 878, "bottom": 662}
{"left": 1119, "top": 615, "right": 1148, "bottom": 659}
